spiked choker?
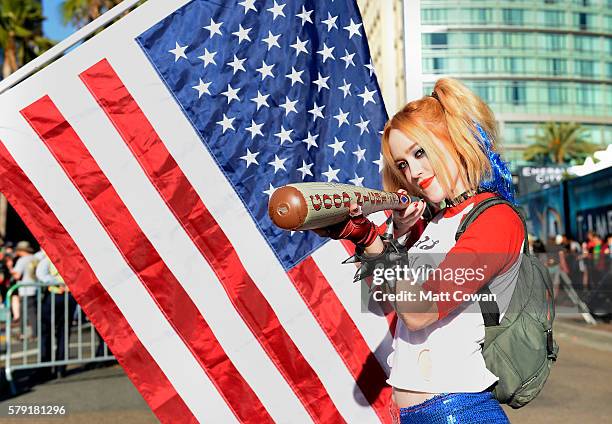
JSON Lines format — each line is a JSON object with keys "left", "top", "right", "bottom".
{"left": 444, "top": 189, "right": 479, "bottom": 208}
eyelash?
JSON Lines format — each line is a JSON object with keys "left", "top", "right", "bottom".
{"left": 396, "top": 148, "right": 426, "bottom": 171}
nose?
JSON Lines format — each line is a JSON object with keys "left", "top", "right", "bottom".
{"left": 406, "top": 158, "right": 424, "bottom": 182}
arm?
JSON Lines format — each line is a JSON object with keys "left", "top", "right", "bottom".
{"left": 11, "top": 257, "right": 24, "bottom": 281}
{"left": 418, "top": 204, "right": 524, "bottom": 325}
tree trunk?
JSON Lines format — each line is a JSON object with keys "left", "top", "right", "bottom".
{"left": 2, "top": 36, "right": 18, "bottom": 79}
{"left": 89, "top": 0, "right": 102, "bottom": 21}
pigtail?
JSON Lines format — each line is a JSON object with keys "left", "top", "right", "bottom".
{"left": 432, "top": 78, "right": 515, "bottom": 202}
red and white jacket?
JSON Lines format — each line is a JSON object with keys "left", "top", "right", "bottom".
{"left": 386, "top": 193, "right": 524, "bottom": 393}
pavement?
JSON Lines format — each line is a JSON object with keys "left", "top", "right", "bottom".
{"left": 503, "top": 317, "right": 612, "bottom": 423}
{"left": 0, "top": 364, "right": 156, "bottom": 423}
{"left": 0, "top": 317, "right": 609, "bottom": 423}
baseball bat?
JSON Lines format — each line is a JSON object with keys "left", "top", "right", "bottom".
{"left": 268, "top": 182, "right": 421, "bottom": 231}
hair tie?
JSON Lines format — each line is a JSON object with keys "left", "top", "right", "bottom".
{"left": 430, "top": 91, "right": 440, "bottom": 102}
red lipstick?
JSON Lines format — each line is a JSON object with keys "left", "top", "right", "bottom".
{"left": 418, "top": 176, "right": 434, "bottom": 190}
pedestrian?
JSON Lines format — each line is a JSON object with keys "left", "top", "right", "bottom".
{"left": 36, "top": 251, "right": 77, "bottom": 377}
{"left": 10, "top": 241, "right": 39, "bottom": 338}
{"left": 314, "top": 78, "right": 518, "bottom": 422}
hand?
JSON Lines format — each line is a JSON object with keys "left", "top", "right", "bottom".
{"left": 393, "top": 189, "right": 427, "bottom": 238}
{"left": 313, "top": 204, "right": 379, "bottom": 248}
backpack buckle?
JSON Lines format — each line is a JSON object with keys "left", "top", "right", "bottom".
{"left": 546, "top": 329, "right": 556, "bottom": 360}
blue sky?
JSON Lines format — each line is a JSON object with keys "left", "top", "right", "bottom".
{"left": 42, "top": 0, "right": 76, "bottom": 42}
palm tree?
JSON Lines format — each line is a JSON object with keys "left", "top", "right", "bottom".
{"left": 0, "top": 0, "right": 53, "bottom": 78}
{"left": 523, "top": 122, "right": 601, "bottom": 165}
{"left": 61, "top": 0, "right": 123, "bottom": 28}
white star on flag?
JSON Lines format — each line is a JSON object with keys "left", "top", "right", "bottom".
{"left": 312, "top": 72, "right": 330, "bottom": 92}
{"left": 246, "top": 120, "right": 264, "bottom": 139}
{"left": 268, "top": 154, "right": 287, "bottom": 174}
{"left": 290, "top": 36, "right": 309, "bottom": 57}
{"left": 353, "top": 145, "right": 367, "bottom": 163}
{"left": 316, "top": 43, "right": 335, "bottom": 63}
{"left": 262, "top": 31, "right": 281, "bottom": 50}
{"left": 365, "top": 61, "right": 375, "bottom": 77}
{"left": 250, "top": 91, "right": 269, "bottom": 110}
{"left": 297, "top": 160, "right": 314, "bottom": 179}
{"left": 256, "top": 60, "right": 275, "bottom": 80}
{"left": 341, "top": 49, "right": 355, "bottom": 68}
{"left": 301, "top": 131, "right": 319, "bottom": 150}
{"left": 216, "top": 114, "right": 235, "bottom": 133}
{"left": 263, "top": 183, "right": 276, "bottom": 197}
{"left": 322, "top": 165, "right": 340, "bottom": 182}
{"left": 274, "top": 126, "right": 293, "bottom": 145}
{"left": 296, "top": 6, "right": 314, "bottom": 25}
{"left": 358, "top": 86, "right": 377, "bottom": 106}
{"left": 349, "top": 173, "right": 365, "bottom": 186}
{"left": 286, "top": 67, "right": 304, "bottom": 86}
{"left": 344, "top": 18, "right": 362, "bottom": 39}
{"left": 355, "top": 116, "right": 370, "bottom": 135}
{"left": 333, "top": 108, "right": 349, "bottom": 127}
{"left": 267, "top": 1, "right": 286, "bottom": 20}
{"left": 232, "top": 24, "right": 252, "bottom": 44}
{"left": 192, "top": 78, "right": 211, "bottom": 98}
{"left": 203, "top": 18, "right": 223, "bottom": 38}
{"left": 279, "top": 96, "right": 298, "bottom": 115}
{"left": 238, "top": 0, "right": 257, "bottom": 14}
{"left": 221, "top": 84, "right": 240, "bottom": 104}
{"left": 328, "top": 137, "right": 346, "bottom": 156}
{"left": 308, "top": 102, "right": 325, "bottom": 121}
{"left": 169, "top": 42, "right": 187, "bottom": 61}
{"left": 339, "top": 79, "right": 351, "bottom": 97}
{"left": 198, "top": 48, "right": 216, "bottom": 67}
{"left": 240, "top": 148, "right": 259, "bottom": 167}
{"left": 321, "top": 12, "right": 338, "bottom": 31}
{"left": 373, "top": 153, "right": 384, "bottom": 172}
{"left": 227, "top": 55, "right": 246, "bottom": 74}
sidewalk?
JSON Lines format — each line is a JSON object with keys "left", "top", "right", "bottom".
{"left": 555, "top": 316, "right": 612, "bottom": 352}
{"left": 0, "top": 365, "right": 156, "bottom": 423}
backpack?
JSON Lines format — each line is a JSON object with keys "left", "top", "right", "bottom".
{"left": 455, "top": 196, "right": 559, "bottom": 409}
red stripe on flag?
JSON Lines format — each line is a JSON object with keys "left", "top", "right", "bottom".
{"left": 0, "top": 142, "right": 196, "bottom": 423}
{"left": 78, "top": 58, "right": 345, "bottom": 423}
{"left": 20, "top": 96, "right": 273, "bottom": 424}
{"left": 288, "top": 257, "right": 392, "bottom": 424}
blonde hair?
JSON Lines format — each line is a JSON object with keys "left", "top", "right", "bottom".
{"left": 381, "top": 78, "right": 498, "bottom": 198}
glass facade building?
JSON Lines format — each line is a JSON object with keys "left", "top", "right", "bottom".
{"left": 419, "top": 0, "right": 611, "bottom": 170}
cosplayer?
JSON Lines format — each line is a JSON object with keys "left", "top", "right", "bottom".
{"left": 317, "top": 78, "right": 523, "bottom": 423}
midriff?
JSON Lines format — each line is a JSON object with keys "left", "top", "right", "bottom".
{"left": 392, "top": 387, "right": 438, "bottom": 408}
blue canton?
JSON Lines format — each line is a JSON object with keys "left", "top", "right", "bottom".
{"left": 137, "top": 0, "right": 388, "bottom": 270}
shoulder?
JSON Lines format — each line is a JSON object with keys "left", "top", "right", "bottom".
{"left": 457, "top": 200, "right": 524, "bottom": 254}
{"left": 465, "top": 202, "right": 523, "bottom": 234}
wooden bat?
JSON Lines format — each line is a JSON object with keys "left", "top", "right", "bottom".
{"left": 268, "top": 182, "right": 420, "bottom": 231}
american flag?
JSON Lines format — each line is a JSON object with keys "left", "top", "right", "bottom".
{"left": 0, "top": 0, "right": 394, "bottom": 422}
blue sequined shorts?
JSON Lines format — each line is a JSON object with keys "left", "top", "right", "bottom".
{"left": 391, "top": 392, "right": 510, "bottom": 424}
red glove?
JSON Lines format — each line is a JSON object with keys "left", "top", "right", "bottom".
{"left": 318, "top": 213, "right": 379, "bottom": 248}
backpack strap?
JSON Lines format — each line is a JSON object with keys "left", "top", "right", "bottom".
{"left": 454, "top": 196, "right": 529, "bottom": 327}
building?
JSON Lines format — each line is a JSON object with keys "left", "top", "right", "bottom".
{"left": 357, "top": 0, "right": 406, "bottom": 114}
{"left": 359, "top": 0, "right": 611, "bottom": 172}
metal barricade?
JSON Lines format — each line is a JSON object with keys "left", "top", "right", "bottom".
{"left": 1, "top": 282, "right": 114, "bottom": 394}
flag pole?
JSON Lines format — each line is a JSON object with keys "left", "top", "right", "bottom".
{"left": 0, "top": 0, "right": 142, "bottom": 95}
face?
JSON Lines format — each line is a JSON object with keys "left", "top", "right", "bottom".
{"left": 387, "top": 129, "right": 462, "bottom": 203}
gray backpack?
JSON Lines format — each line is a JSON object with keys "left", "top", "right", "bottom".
{"left": 455, "top": 196, "right": 559, "bottom": 409}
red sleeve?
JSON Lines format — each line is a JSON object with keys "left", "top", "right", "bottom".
{"left": 421, "top": 204, "right": 524, "bottom": 320}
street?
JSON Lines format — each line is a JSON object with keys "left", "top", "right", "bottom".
{"left": 0, "top": 319, "right": 610, "bottom": 423}
{"left": 503, "top": 334, "right": 612, "bottom": 423}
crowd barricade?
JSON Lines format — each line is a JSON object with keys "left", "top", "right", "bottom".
{"left": 1, "top": 282, "right": 114, "bottom": 394}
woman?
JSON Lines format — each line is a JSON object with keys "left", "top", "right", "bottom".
{"left": 320, "top": 78, "right": 522, "bottom": 423}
